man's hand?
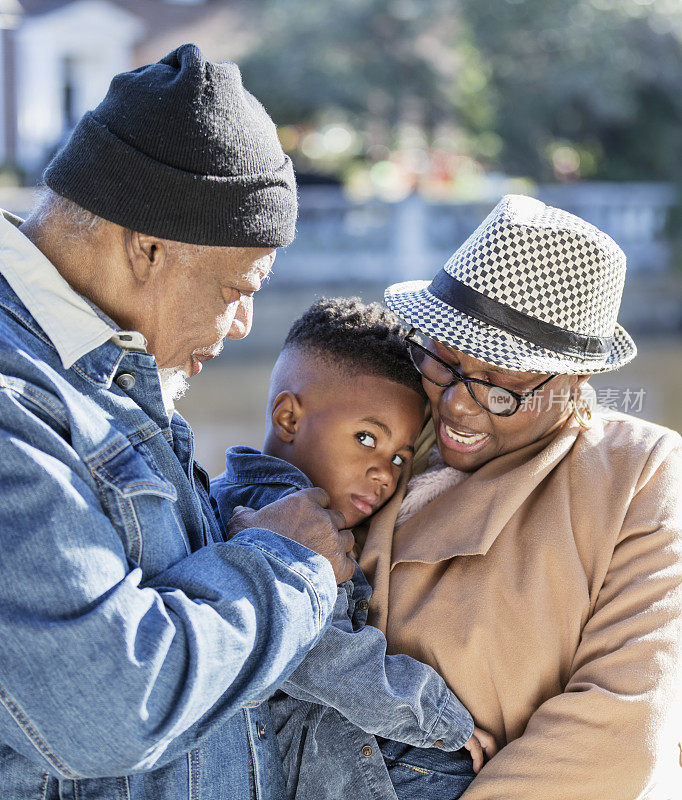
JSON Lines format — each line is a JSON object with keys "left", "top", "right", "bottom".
{"left": 226, "top": 488, "right": 356, "bottom": 584}
{"left": 464, "top": 726, "right": 498, "bottom": 773}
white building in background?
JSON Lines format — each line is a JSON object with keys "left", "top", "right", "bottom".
{"left": 1, "top": 0, "right": 253, "bottom": 178}
{"left": 14, "top": 0, "right": 143, "bottom": 171}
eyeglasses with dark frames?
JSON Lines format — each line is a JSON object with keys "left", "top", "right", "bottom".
{"left": 404, "top": 329, "right": 555, "bottom": 417}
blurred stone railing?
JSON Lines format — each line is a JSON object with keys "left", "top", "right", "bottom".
{"left": 275, "top": 182, "right": 678, "bottom": 284}
{"left": 1, "top": 182, "right": 677, "bottom": 283}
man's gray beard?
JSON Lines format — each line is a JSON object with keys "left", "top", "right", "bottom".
{"left": 158, "top": 367, "right": 190, "bottom": 410}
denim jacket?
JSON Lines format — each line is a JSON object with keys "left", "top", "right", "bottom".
{"left": 211, "top": 447, "right": 475, "bottom": 800}
{"left": 0, "top": 217, "right": 337, "bottom": 800}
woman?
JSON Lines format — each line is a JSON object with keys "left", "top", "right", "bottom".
{"left": 359, "top": 195, "right": 682, "bottom": 798}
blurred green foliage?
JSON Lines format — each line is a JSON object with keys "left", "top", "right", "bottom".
{"left": 240, "top": 0, "right": 459, "bottom": 127}
{"left": 462, "top": 0, "right": 682, "bottom": 181}
{"left": 239, "top": 0, "right": 682, "bottom": 183}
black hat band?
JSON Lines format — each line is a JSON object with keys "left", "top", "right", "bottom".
{"left": 428, "top": 270, "right": 613, "bottom": 361}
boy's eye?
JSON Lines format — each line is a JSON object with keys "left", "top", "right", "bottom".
{"left": 391, "top": 454, "right": 405, "bottom": 467}
{"left": 356, "top": 432, "right": 376, "bottom": 448}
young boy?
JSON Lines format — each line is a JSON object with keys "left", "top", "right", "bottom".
{"left": 211, "top": 298, "right": 496, "bottom": 800}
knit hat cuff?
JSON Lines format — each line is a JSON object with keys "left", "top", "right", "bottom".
{"left": 44, "top": 112, "right": 297, "bottom": 247}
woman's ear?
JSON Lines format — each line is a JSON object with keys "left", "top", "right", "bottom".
{"left": 570, "top": 374, "right": 591, "bottom": 396}
{"left": 271, "top": 391, "right": 302, "bottom": 443}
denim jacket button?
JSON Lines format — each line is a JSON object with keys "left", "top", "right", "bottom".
{"left": 115, "top": 373, "right": 136, "bottom": 391}
{"left": 361, "top": 745, "right": 373, "bottom": 757}
{"left": 357, "top": 599, "right": 369, "bottom": 611}
{"left": 433, "top": 739, "right": 444, "bottom": 748}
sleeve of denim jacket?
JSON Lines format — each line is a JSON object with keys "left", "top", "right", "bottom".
{"left": 0, "top": 389, "right": 337, "bottom": 779}
{"left": 210, "top": 470, "right": 300, "bottom": 530}
{"left": 281, "top": 582, "right": 474, "bottom": 751}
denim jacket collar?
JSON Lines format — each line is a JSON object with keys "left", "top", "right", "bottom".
{"left": 222, "top": 446, "right": 313, "bottom": 491}
{"left": 0, "top": 210, "right": 149, "bottom": 380}
{"left": 0, "top": 271, "right": 154, "bottom": 391}
{"left": 0, "top": 210, "right": 121, "bottom": 369}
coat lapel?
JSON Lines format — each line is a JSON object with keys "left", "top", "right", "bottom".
{"left": 359, "top": 417, "right": 582, "bottom": 634}
{"left": 391, "top": 418, "right": 582, "bottom": 565}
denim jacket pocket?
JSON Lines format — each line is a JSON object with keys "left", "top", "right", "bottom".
{"left": 88, "top": 434, "right": 190, "bottom": 573}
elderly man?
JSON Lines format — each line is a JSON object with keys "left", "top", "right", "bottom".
{"left": 0, "top": 44, "right": 354, "bottom": 799}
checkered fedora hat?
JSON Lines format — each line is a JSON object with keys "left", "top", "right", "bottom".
{"left": 385, "top": 194, "right": 636, "bottom": 374}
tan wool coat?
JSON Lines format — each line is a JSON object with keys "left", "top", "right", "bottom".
{"left": 358, "top": 410, "right": 682, "bottom": 799}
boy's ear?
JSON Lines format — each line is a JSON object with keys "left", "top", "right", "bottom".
{"left": 271, "top": 391, "right": 302, "bottom": 443}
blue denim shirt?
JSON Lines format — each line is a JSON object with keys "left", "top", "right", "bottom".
{"left": 0, "top": 271, "right": 338, "bottom": 800}
{"left": 211, "top": 447, "right": 475, "bottom": 800}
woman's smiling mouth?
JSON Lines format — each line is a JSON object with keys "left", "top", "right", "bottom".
{"left": 439, "top": 420, "right": 491, "bottom": 453}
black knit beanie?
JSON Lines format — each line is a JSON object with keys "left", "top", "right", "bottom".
{"left": 43, "top": 44, "right": 297, "bottom": 247}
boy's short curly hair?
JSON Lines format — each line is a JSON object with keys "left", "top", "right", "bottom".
{"left": 282, "top": 297, "right": 425, "bottom": 398}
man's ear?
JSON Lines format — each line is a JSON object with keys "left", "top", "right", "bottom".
{"left": 271, "top": 391, "right": 303, "bottom": 443}
{"left": 124, "top": 229, "right": 168, "bottom": 282}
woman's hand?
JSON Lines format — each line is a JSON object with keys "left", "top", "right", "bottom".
{"left": 464, "top": 726, "right": 498, "bottom": 773}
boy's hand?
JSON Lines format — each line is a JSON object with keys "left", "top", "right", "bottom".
{"left": 226, "top": 488, "right": 356, "bottom": 583}
{"left": 463, "top": 726, "right": 498, "bottom": 773}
